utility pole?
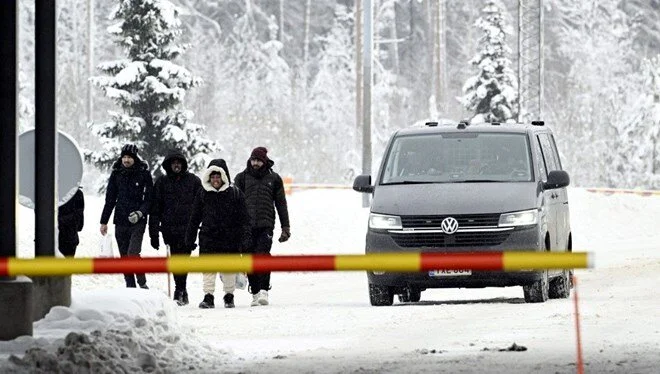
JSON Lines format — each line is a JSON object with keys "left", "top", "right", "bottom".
{"left": 87, "top": 0, "right": 94, "bottom": 123}
{"left": 355, "top": 0, "right": 363, "bottom": 166}
{"left": 362, "top": 0, "right": 373, "bottom": 208}
{"left": 518, "top": 0, "right": 544, "bottom": 122}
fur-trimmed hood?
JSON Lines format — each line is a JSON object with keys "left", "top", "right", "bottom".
{"left": 201, "top": 159, "right": 231, "bottom": 192}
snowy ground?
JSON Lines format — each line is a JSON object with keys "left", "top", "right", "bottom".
{"left": 1, "top": 187, "right": 659, "bottom": 373}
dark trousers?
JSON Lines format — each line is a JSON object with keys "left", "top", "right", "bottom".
{"left": 247, "top": 227, "right": 274, "bottom": 294}
{"left": 115, "top": 222, "right": 147, "bottom": 288}
{"left": 170, "top": 245, "right": 191, "bottom": 292}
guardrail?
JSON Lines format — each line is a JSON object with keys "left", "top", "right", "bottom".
{"left": 584, "top": 187, "right": 660, "bottom": 196}
{"left": 0, "top": 252, "right": 593, "bottom": 277}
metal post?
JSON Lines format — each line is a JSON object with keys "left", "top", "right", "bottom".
{"left": 87, "top": 0, "right": 94, "bottom": 123}
{"left": 362, "top": 0, "right": 373, "bottom": 208}
{"left": 0, "top": 0, "right": 18, "bottom": 276}
{"left": 35, "top": 0, "right": 57, "bottom": 257}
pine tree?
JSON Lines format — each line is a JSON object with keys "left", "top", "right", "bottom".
{"left": 88, "top": 0, "right": 218, "bottom": 177}
{"left": 459, "top": 0, "right": 518, "bottom": 123}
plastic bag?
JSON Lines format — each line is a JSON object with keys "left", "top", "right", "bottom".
{"left": 220, "top": 273, "right": 248, "bottom": 290}
{"left": 235, "top": 272, "right": 247, "bottom": 290}
{"left": 99, "top": 233, "right": 115, "bottom": 258}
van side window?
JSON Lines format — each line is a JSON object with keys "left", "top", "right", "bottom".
{"left": 534, "top": 136, "right": 547, "bottom": 181}
{"left": 538, "top": 133, "right": 560, "bottom": 172}
{"left": 548, "top": 134, "right": 563, "bottom": 170}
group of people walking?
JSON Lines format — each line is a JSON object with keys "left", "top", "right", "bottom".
{"left": 99, "top": 144, "right": 290, "bottom": 308}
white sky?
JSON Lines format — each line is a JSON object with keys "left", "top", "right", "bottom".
{"left": 2, "top": 188, "right": 660, "bottom": 372}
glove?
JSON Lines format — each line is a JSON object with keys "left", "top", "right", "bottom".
{"left": 128, "top": 211, "right": 143, "bottom": 224}
{"left": 150, "top": 236, "right": 159, "bottom": 250}
{"left": 278, "top": 227, "right": 291, "bottom": 243}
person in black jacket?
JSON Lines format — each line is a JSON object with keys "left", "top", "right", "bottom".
{"left": 185, "top": 159, "right": 250, "bottom": 309}
{"left": 58, "top": 187, "right": 85, "bottom": 257}
{"left": 149, "top": 150, "right": 202, "bottom": 306}
{"left": 235, "top": 147, "right": 290, "bottom": 307}
{"left": 100, "top": 144, "right": 153, "bottom": 289}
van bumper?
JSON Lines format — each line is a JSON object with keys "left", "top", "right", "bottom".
{"left": 365, "top": 226, "right": 544, "bottom": 288}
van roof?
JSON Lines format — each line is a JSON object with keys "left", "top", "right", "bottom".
{"left": 396, "top": 121, "right": 551, "bottom": 137}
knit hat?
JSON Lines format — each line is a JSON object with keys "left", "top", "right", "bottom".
{"left": 250, "top": 147, "right": 269, "bottom": 163}
{"left": 121, "top": 144, "right": 139, "bottom": 159}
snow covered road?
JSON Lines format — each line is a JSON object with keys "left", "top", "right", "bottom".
{"left": 4, "top": 187, "right": 660, "bottom": 373}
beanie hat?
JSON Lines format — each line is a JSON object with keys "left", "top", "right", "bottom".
{"left": 250, "top": 147, "right": 269, "bottom": 163}
{"left": 121, "top": 144, "right": 139, "bottom": 159}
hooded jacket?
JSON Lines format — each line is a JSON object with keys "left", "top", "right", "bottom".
{"left": 235, "top": 158, "right": 290, "bottom": 230}
{"left": 185, "top": 159, "right": 250, "bottom": 253}
{"left": 58, "top": 188, "right": 84, "bottom": 256}
{"left": 100, "top": 156, "right": 153, "bottom": 226}
{"left": 149, "top": 150, "right": 202, "bottom": 248}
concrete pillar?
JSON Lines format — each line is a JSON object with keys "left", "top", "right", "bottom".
{"left": 0, "top": 277, "right": 33, "bottom": 340}
{"left": 31, "top": 277, "right": 72, "bottom": 321}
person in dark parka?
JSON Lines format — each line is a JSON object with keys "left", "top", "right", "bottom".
{"left": 149, "top": 150, "right": 202, "bottom": 306}
{"left": 100, "top": 144, "right": 153, "bottom": 289}
{"left": 235, "top": 147, "right": 290, "bottom": 307}
{"left": 58, "top": 187, "right": 85, "bottom": 257}
{"left": 185, "top": 159, "right": 251, "bottom": 309}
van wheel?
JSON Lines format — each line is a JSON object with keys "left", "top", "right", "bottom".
{"left": 549, "top": 270, "right": 571, "bottom": 299}
{"left": 398, "top": 287, "right": 422, "bottom": 303}
{"left": 523, "top": 270, "right": 549, "bottom": 303}
{"left": 369, "top": 284, "right": 394, "bottom": 306}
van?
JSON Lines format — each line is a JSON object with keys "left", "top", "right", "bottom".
{"left": 353, "top": 121, "right": 572, "bottom": 306}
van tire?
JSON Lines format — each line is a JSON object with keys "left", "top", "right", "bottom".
{"left": 523, "top": 270, "right": 549, "bottom": 303}
{"left": 549, "top": 270, "right": 571, "bottom": 299}
{"left": 398, "top": 287, "right": 422, "bottom": 303}
{"left": 369, "top": 284, "right": 394, "bottom": 306}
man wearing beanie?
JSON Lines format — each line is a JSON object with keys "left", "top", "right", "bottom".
{"left": 235, "top": 146, "right": 290, "bottom": 307}
{"left": 100, "top": 143, "right": 153, "bottom": 289}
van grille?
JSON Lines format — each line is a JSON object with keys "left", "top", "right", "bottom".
{"left": 401, "top": 214, "right": 500, "bottom": 228}
{"left": 390, "top": 231, "right": 510, "bottom": 248}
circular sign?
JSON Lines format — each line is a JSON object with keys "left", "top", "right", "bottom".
{"left": 18, "top": 129, "right": 83, "bottom": 208}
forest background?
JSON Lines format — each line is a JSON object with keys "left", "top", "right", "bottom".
{"left": 15, "top": 0, "right": 660, "bottom": 189}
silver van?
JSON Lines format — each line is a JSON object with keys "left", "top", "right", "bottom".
{"left": 353, "top": 121, "right": 572, "bottom": 306}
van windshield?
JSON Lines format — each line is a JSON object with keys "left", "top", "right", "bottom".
{"left": 380, "top": 132, "right": 533, "bottom": 184}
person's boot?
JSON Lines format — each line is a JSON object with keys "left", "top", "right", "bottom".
{"left": 257, "top": 290, "right": 269, "bottom": 306}
{"left": 181, "top": 290, "right": 189, "bottom": 306}
{"left": 199, "top": 293, "right": 214, "bottom": 309}
{"left": 173, "top": 289, "right": 181, "bottom": 303}
{"left": 223, "top": 293, "right": 235, "bottom": 308}
{"left": 250, "top": 293, "right": 260, "bottom": 307}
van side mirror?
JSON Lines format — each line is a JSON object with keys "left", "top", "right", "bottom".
{"left": 544, "top": 170, "right": 570, "bottom": 190}
{"left": 353, "top": 174, "right": 374, "bottom": 193}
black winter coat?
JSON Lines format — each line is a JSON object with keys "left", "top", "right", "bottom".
{"left": 185, "top": 160, "right": 250, "bottom": 254}
{"left": 235, "top": 161, "right": 290, "bottom": 230}
{"left": 149, "top": 151, "right": 202, "bottom": 248}
{"left": 58, "top": 188, "right": 84, "bottom": 256}
{"left": 100, "top": 158, "right": 153, "bottom": 226}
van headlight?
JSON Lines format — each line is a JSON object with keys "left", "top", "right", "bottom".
{"left": 498, "top": 209, "right": 538, "bottom": 227}
{"left": 369, "top": 213, "right": 403, "bottom": 230}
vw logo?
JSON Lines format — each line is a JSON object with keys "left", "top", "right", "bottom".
{"left": 441, "top": 217, "right": 459, "bottom": 234}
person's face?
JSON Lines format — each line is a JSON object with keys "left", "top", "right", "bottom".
{"left": 250, "top": 158, "right": 264, "bottom": 169}
{"left": 210, "top": 174, "right": 223, "bottom": 189}
{"left": 122, "top": 155, "right": 135, "bottom": 168}
{"left": 171, "top": 159, "right": 183, "bottom": 173}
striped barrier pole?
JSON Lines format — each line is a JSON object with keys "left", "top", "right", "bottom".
{"left": 0, "top": 252, "right": 593, "bottom": 277}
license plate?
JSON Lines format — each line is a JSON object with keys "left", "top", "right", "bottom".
{"left": 429, "top": 269, "right": 472, "bottom": 277}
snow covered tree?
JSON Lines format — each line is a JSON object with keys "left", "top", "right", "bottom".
{"left": 88, "top": 0, "right": 218, "bottom": 177}
{"left": 306, "top": 4, "right": 358, "bottom": 182}
{"left": 459, "top": 0, "right": 517, "bottom": 123}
